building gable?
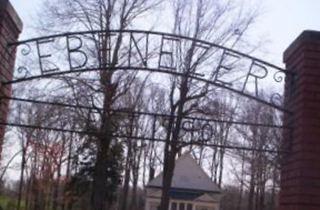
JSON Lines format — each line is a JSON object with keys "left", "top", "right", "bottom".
{"left": 147, "top": 153, "right": 221, "bottom": 193}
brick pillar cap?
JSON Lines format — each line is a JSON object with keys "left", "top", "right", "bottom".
{"left": 284, "top": 30, "right": 320, "bottom": 62}
{"left": 0, "top": 0, "right": 23, "bottom": 33}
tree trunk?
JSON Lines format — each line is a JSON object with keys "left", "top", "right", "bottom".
{"left": 218, "top": 127, "right": 229, "bottom": 188}
{"left": 120, "top": 139, "right": 132, "bottom": 210}
{"left": 159, "top": 151, "right": 176, "bottom": 210}
{"left": 62, "top": 134, "right": 73, "bottom": 210}
{"left": 130, "top": 142, "right": 143, "bottom": 210}
{"left": 236, "top": 151, "right": 245, "bottom": 210}
{"left": 90, "top": 31, "right": 122, "bottom": 210}
{"left": 248, "top": 166, "right": 255, "bottom": 210}
{"left": 159, "top": 50, "right": 191, "bottom": 210}
{"left": 25, "top": 175, "right": 31, "bottom": 210}
{"left": 52, "top": 163, "right": 62, "bottom": 210}
{"left": 91, "top": 138, "right": 110, "bottom": 210}
{"left": 17, "top": 146, "right": 27, "bottom": 210}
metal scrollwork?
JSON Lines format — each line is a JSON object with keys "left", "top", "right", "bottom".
{"left": 181, "top": 119, "right": 215, "bottom": 143}
{"left": 14, "top": 43, "right": 32, "bottom": 80}
{"left": 200, "top": 122, "right": 214, "bottom": 142}
{"left": 20, "top": 43, "right": 31, "bottom": 56}
{"left": 270, "top": 93, "right": 283, "bottom": 107}
{"left": 182, "top": 120, "right": 197, "bottom": 132}
{"left": 273, "top": 70, "right": 285, "bottom": 83}
{"left": 15, "top": 66, "right": 31, "bottom": 80}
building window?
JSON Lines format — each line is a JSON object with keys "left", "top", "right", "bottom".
{"left": 187, "top": 203, "right": 193, "bottom": 210}
{"left": 196, "top": 206, "right": 215, "bottom": 210}
{"left": 149, "top": 202, "right": 160, "bottom": 210}
{"left": 171, "top": 202, "right": 177, "bottom": 210}
{"left": 179, "top": 203, "right": 185, "bottom": 210}
{"left": 170, "top": 201, "right": 194, "bottom": 210}
{"left": 175, "top": 202, "right": 193, "bottom": 210}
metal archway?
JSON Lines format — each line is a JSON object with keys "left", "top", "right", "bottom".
{"left": 7, "top": 29, "right": 292, "bottom": 112}
{"left": 2, "top": 29, "right": 292, "bottom": 153}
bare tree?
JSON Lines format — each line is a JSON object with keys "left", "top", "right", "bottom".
{"left": 3, "top": 1, "right": 264, "bottom": 210}
{"left": 158, "top": 1, "right": 258, "bottom": 209}
{"left": 230, "top": 98, "right": 282, "bottom": 210}
{"left": 37, "top": 1, "right": 161, "bottom": 210}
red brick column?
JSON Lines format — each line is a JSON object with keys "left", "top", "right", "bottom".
{"left": 278, "top": 30, "right": 320, "bottom": 210}
{"left": 0, "top": 0, "right": 22, "bottom": 160}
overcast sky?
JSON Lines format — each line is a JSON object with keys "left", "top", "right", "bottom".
{"left": 10, "top": 0, "right": 320, "bottom": 66}
{"left": 5, "top": 0, "right": 320, "bottom": 182}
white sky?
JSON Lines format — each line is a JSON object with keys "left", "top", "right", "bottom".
{"left": 10, "top": 0, "right": 320, "bottom": 66}
{"left": 5, "top": 0, "right": 320, "bottom": 182}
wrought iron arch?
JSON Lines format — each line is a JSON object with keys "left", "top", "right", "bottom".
{"left": 0, "top": 29, "right": 293, "bottom": 154}
{"left": 7, "top": 29, "right": 293, "bottom": 113}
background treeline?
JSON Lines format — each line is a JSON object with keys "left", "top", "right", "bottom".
{"left": 0, "top": 0, "right": 284, "bottom": 210}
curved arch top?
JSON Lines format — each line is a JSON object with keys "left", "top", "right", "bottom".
{"left": 7, "top": 29, "right": 292, "bottom": 112}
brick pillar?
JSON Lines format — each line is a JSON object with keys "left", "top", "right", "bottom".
{"left": 0, "top": 0, "right": 22, "bottom": 159}
{"left": 278, "top": 30, "right": 320, "bottom": 210}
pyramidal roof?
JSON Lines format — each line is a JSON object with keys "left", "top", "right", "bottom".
{"left": 147, "top": 153, "right": 221, "bottom": 193}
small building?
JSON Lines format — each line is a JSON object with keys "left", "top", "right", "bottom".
{"left": 145, "top": 153, "right": 222, "bottom": 210}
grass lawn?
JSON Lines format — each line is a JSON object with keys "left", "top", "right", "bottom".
{"left": 0, "top": 195, "right": 25, "bottom": 209}
{"left": 0, "top": 195, "right": 11, "bottom": 208}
